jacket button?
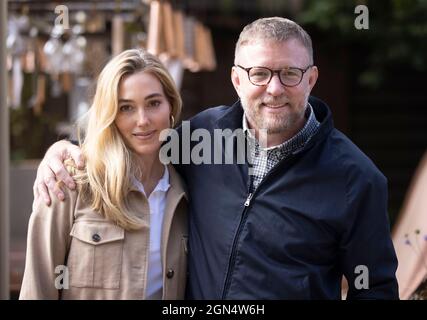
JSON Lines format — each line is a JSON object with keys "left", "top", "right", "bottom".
{"left": 92, "top": 233, "right": 101, "bottom": 242}
{"left": 166, "top": 269, "right": 174, "bottom": 279}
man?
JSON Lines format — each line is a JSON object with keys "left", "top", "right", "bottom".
{"left": 34, "top": 17, "right": 398, "bottom": 299}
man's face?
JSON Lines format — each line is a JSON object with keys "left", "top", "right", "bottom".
{"left": 231, "top": 39, "right": 318, "bottom": 139}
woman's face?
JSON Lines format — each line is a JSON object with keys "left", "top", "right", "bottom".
{"left": 115, "top": 71, "right": 172, "bottom": 158}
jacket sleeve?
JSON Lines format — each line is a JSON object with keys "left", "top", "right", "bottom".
{"left": 340, "top": 171, "right": 399, "bottom": 300}
{"left": 19, "top": 189, "right": 76, "bottom": 300}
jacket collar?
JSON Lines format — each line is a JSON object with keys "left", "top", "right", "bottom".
{"left": 303, "top": 96, "right": 334, "bottom": 151}
{"left": 127, "top": 163, "right": 187, "bottom": 269}
{"left": 165, "top": 164, "right": 187, "bottom": 201}
{"left": 161, "top": 164, "right": 187, "bottom": 283}
{"left": 215, "top": 100, "right": 245, "bottom": 131}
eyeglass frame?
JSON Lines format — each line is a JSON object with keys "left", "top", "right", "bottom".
{"left": 235, "top": 64, "right": 314, "bottom": 87}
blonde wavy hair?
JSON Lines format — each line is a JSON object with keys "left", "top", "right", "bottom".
{"left": 73, "top": 49, "right": 182, "bottom": 230}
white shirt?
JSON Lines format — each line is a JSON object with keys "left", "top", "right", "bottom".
{"left": 133, "top": 166, "right": 170, "bottom": 299}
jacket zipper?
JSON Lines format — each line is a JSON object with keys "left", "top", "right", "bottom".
{"left": 221, "top": 155, "right": 298, "bottom": 299}
{"left": 244, "top": 192, "right": 253, "bottom": 206}
{"left": 221, "top": 194, "right": 252, "bottom": 299}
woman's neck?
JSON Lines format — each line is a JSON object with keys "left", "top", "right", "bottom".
{"left": 136, "top": 154, "right": 165, "bottom": 197}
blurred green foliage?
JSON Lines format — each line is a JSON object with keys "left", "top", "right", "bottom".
{"left": 10, "top": 107, "right": 59, "bottom": 161}
{"left": 10, "top": 73, "right": 60, "bottom": 162}
{"left": 297, "top": 0, "right": 427, "bottom": 88}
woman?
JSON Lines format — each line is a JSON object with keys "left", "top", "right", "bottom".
{"left": 19, "top": 49, "right": 188, "bottom": 299}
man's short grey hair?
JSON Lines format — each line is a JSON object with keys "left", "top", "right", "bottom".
{"left": 234, "top": 17, "right": 314, "bottom": 65}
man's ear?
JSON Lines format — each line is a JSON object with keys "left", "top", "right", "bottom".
{"left": 308, "top": 66, "right": 318, "bottom": 91}
{"left": 231, "top": 66, "right": 241, "bottom": 96}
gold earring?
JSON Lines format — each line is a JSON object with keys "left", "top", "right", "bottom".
{"left": 170, "top": 115, "right": 175, "bottom": 127}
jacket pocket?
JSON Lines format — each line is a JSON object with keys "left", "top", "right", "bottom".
{"left": 67, "top": 221, "right": 125, "bottom": 289}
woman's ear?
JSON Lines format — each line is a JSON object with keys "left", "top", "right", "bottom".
{"left": 170, "top": 114, "right": 175, "bottom": 127}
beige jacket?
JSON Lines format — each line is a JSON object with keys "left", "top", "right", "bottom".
{"left": 19, "top": 165, "right": 188, "bottom": 300}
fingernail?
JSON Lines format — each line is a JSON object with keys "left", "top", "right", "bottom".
{"left": 58, "top": 193, "right": 64, "bottom": 201}
{"left": 68, "top": 182, "right": 75, "bottom": 189}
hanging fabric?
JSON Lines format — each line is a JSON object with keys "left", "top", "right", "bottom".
{"left": 193, "top": 22, "right": 217, "bottom": 72}
{"left": 112, "top": 15, "right": 124, "bottom": 56}
{"left": 147, "top": 0, "right": 164, "bottom": 56}
{"left": 203, "top": 27, "right": 216, "bottom": 71}
{"left": 145, "top": 1, "right": 216, "bottom": 73}
{"left": 162, "top": 1, "right": 176, "bottom": 58}
{"left": 173, "top": 9, "right": 185, "bottom": 60}
{"left": 193, "top": 21, "right": 204, "bottom": 71}
{"left": 183, "top": 16, "right": 198, "bottom": 72}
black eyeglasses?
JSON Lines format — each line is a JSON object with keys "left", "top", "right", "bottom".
{"left": 235, "top": 64, "right": 313, "bottom": 87}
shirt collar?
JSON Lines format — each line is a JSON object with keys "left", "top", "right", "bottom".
{"left": 132, "top": 165, "right": 170, "bottom": 195}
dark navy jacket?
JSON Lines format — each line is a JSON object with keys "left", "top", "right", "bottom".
{"left": 176, "top": 96, "right": 398, "bottom": 299}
